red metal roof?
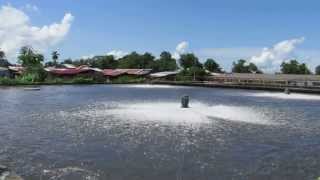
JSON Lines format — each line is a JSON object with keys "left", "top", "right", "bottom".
{"left": 46, "top": 65, "right": 103, "bottom": 75}
{"left": 102, "top": 69, "right": 127, "bottom": 77}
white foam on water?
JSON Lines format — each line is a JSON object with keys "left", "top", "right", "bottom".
{"left": 63, "top": 102, "right": 272, "bottom": 125}
{"left": 249, "top": 92, "right": 320, "bottom": 100}
{"left": 116, "top": 84, "right": 188, "bottom": 89}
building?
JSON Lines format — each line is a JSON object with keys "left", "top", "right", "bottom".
{"left": 8, "top": 65, "right": 24, "bottom": 77}
{"left": 45, "top": 65, "right": 103, "bottom": 80}
{"left": 102, "top": 69, "right": 152, "bottom": 79}
{"left": 208, "top": 73, "right": 320, "bottom": 88}
{"left": 149, "top": 70, "right": 180, "bottom": 81}
{"left": 0, "top": 67, "right": 11, "bottom": 78}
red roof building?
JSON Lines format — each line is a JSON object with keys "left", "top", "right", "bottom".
{"left": 45, "top": 65, "right": 102, "bottom": 76}
{"left": 102, "top": 69, "right": 152, "bottom": 77}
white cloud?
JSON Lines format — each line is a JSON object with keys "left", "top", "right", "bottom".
{"left": 23, "top": 4, "right": 38, "bottom": 12}
{"left": 173, "top": 41, "right": 189, "bottom": 59}
{"left": 0, "top": 5, "right": 74, "bottom": 62}
{"left": 107, "top": 50, "right": 127, "bottom": 59}
{"left": 250, "top": 37, "right": 305, "bottom": 72}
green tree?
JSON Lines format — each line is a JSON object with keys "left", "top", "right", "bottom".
{"left": 18, "top": 46, "right": 44, "bottom": 67}
{"left": 155, "top": 51, "right": 178, "bottom": 71}
{"left": 141, "top": 52, "right": 156, "bottom": 69}
{"left": 63, "top": 58, "right": 73, "bottom": 64}
{"left": 18, "top": 46, "right": 47, "bottom": 82}
{"left": 179, "top": 53, "right": 202, "bottom": 69}
{"left": 315, "top": 65, "right": 320, "bottom": 75}
{"left": 204, "top": 58, "right": 221, "bottom": 73}
{"left": 0, "top": 50, "right": 10, "bottom": 67}
{"left": 118, "top": 52, "right": 155, "bottom": 69}
{"left": 90, "top": 55, "right": 118, "bottom": 69}
{"left": 0, "top": 50, "right": 5, "bottom": 59}
{"left": 51, "top": 51, "right": 60, "bottom": 66}
{"left": 118, "top": 52, "right": 140, "bottom": 68}
{"left": 281, "top": 60, "right": 311, "bottom": 74}
{"left": 177, "top": 67, "right": 208, "bottom": 81}
{"left": 232, "top": 59, "right": 262, "bottom": 73}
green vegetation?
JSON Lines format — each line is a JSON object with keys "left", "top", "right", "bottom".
{"left": 55, "top": 51, "right": 178, "bottom": 71}
{"left": 316, "top": 65, "right": 320, "bottom": 75}
{"left": 0, "top": 77, "right": 23, "bottom": 85}
{"left": 232, "top": 59, "right": 262, "bottom": 74}
{"left": 2, "top": 45, "right": 320, "bottom": 86}
{"left": 0, "top": 49, "right": 11, "bottom": 67}
{"left": 91, "top": 55, "right": 118, "bottom": 69}
{"left": 179, "top": 53, "right": 202, "bottom": 69}
{"left": 111, "top": 76, "right": 146, "bottom": 84}
{"left": 204, "top": 58, "right": 222, "bottom": 73}
{"left": 281, "top": 60, "right": 311, "bottom": 74}
{"left": 18, "top": 46, "right": 47, "bottom": 82}
{"left": 153, "top": 51, "right": 178, "bottom": 71}
{"left": 71, "top": 77, "right": 95, "bottom": 84}
{"left": 176, "top": 53, "right": 208, "bottom": 81}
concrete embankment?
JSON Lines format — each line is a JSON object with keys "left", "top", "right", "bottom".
{"left": 151, "top": 81, "right": 320, "bottom": 94}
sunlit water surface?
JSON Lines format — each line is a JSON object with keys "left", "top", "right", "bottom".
{"left": 1, "top": 85, "right": 320, "bottom": 180}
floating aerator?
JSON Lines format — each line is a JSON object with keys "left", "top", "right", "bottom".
{"left": 284, "top": 88, "right": 291, "bottom": 95}
{"left": 181, "top": 95, "right": 189, "bottom": 108}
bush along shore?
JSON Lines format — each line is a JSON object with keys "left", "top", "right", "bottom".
{"left": 2, "top": 45, "right": 320, "bottom": 89}
{"left": 0, "top": 76, "right": 147, "bottom": 86}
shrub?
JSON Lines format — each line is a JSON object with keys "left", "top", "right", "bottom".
{"left": 112, "top": 75, "right": 146, "bottom": 84}
{"left": 0, "top": 77, "right": 18, "bottom": 85}
{"left": 72, "top": 77, "right": 95, "bottom": 84}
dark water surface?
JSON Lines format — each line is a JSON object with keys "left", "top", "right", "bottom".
{"left": 1, "top": 84, "right": 320, "bottom": 180}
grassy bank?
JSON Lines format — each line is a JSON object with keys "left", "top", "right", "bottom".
{"left": 0, "top": 76, "right": 147, "bottom": 86}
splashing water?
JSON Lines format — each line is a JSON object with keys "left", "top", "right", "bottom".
{"left": 116, "top": 84, "right": 189, "bottom": 89}
{"left": 249, "top": 92, "right": 320, "bottom": 100}
{"left": 61, "top": 101, "right": 272, "bottom": 125}
{"left": 42, "top": 167, "right": 99, "bottom": 180}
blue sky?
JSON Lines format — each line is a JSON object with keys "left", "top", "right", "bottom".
{"left": 1, "top": 0, "right": 320, "bottom": 72}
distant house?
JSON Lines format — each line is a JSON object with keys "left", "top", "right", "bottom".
{"left": 149, "top": 70, "right": 180, "bottom": 81}
{"left": 102, "top": 69, "right": 152, "bottom": 79}
{"left": 209, "top": 73, "right": 320, "bottom": 87}
{"left": 8, "top": 65, "right": 24, "bottom": 77}
{"left": 61, "top": 64, "right": 77, "bottom": 69}
{"left": 0, "top": 67, "right": 11, "bottom": 78}
{"left": 45, "top": 65, "right": 103, "bottom": 80}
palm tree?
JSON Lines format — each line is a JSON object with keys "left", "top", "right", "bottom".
{"left": 51, "top": 51, "right": 60, "bottom": 67}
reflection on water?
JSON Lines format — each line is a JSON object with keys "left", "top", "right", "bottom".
{"left": 0, "top": 85, "right": 320, "bottom": 180}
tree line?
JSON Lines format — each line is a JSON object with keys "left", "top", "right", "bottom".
{"left": 0, "top": 46, "right": 320, "bottom": 76}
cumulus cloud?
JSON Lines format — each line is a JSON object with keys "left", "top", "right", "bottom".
{"left": 250, "top": 37, "right": 305, "bottom": 72}
{"left": 0, "top": 5, "right": 74, "bottom": 62}
{"left": 173, "top": 41, "right": 189, "bottom": 59}
{"left": 107, "top": 50, "right": 127, "bottom": 59}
